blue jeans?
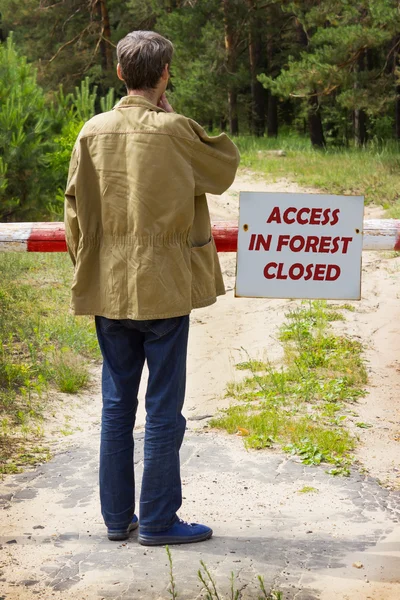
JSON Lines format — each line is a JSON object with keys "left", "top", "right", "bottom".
{"left": 95, "top": 315, "right": 189, "bottom": 533}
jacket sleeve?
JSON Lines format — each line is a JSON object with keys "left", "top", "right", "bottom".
{"left": 189, "top": 120, "right": 240, "bottom": 196}
{"left": 64, "top": 145, "right": 80, "bottom": 266}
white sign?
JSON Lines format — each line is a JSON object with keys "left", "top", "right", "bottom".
{"left": 236, "top": 192, "right": 364, "bottom": 300}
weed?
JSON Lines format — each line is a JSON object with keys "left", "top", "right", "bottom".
{"left": 247, "top": 433, "right": 274, "bottom": 449}
{"left": 330, "top": 415, "right": 347, "bottom": 427}
{"left": 166, "top": 545, "right": 178, "bottom": 600}
{"left": 284, "top": 440, "right": 325, "bottom": 465}
{"left": 16, "top": 446, "right": 51, "bottom": 466}
{"left": 0, "top": 462, "right": 20, "bottom": 475}
{"left": 258, "top": 577, "right": 283, "bottom": 600}
{"left": 164, "top": 546, "right": 286, "bottom": 599}
{"left": 211, "top": 301, "right": 366, "bottom": 475}
{"left": 236, "top": 360, "right": 265, "bottom": 371}
{"left": 60, "top": 428, "right": 74, "bottom": 436}
{"left": 327, "top": 465, "right": 351, "bottom": 477}
{"left": 322, "top": 402, "right": 343, "bottom": 417}
{"left": 298, "top": 486, "right": 319, "bottom": 494}
{"left": 347, "top": 410, "right": 359, "bottom": 417}
{"left": 198, "top": 560, "right": 222, "bottom": 600}
{"left": 0, "top": 439, "right": 51, "bottom": 475}
{"left": 335, "top": 303, "right": 356, "bottom": 312}
{"left": 167, "top": 547, "right": 289, "bottom": 599}
{"left": 229, "top": 572, "right": 240, "bottom": 600}
{"left": 198, "top": 558, "right": 283, "bottom": 599}
{"left": 53, "top": 350, "right": 89, "bottom": 394}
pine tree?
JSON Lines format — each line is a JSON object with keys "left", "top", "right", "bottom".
{"left": 0, "top": 36, "right": 57, "bottom": 220}
{"left": 259, "top": 0, "right": 400, "bottom": 145}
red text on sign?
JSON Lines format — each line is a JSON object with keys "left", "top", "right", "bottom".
{"left": 248, "top": 234, "right": 272, "bottom": 251}
{"left": 276, "top": 235, "right": 353, "bottom": 254}
{"left": 266, "top": 206, "right": 340, "bottom": 226}
{"left": 263, "top": 262, "right": 341, "bottom": 282}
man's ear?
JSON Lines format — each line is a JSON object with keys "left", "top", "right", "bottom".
{"left": 117, "top": 63, "right": 125, "bottom": 82}
{"left": 161, "top": 63, "right": 169, "bottom": 81}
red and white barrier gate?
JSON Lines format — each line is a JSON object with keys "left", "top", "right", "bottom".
{"left": 0, "top": 221, "right": 399, "bottom": 253}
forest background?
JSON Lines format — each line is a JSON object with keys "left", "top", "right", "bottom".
{"left": 0, "top": 0, "right": 400, "bottom": 222}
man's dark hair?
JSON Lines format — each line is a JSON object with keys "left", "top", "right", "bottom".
{"left": 116, "top": 30, "right": 174, "bottom": 91}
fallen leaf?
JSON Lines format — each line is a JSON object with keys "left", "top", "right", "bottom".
{"left": 237, "top": 427, "right": 249, "bottom": 436}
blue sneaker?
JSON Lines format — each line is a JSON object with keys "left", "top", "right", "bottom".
{"left": 107, "top": 515, "right": 139, "bottom": 541}
{"left": 138, "top": 518, "right": 213, "bottom": 546}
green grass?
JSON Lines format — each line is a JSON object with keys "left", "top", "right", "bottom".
{"left": 234, "top": 134, "right": 400, "bottom": 217}
{"left": 0, "top": 253, "right": 100, "bottom": 475}
{"left": 211, "top": 301, "right": 367, "bottom": 476}
{"left": 53, "top": 349, "right": 91, "bottom": 393}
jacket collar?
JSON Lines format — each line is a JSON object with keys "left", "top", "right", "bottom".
{"left": 114, "top": 95, "right": 166, "bottom": 113}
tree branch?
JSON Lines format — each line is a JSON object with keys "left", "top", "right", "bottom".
{"left": 332, "top": 46, "right": 368, "bottom": 71}
{"left": 101, "top": 34, "right": 116, "bottom": 49}
{"left": 289, "top": 84, "right": 340, "bottom": 99}
{"left": 39, "top": 1, "right": 66, "bottom": 9}
{"left": 378, "top": 36, "right": 400, "bottom": 79}
{"left": 47, "top": 25, "right": 91, "bottom": 65}
{"left": 62, "top": 7, "right": 82, "bottom": 32}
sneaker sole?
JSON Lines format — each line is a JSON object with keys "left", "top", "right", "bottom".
{"left": 138, "top": 529, "right": 213, "bottom": 546}
{"left": 108, "top": 520, "right": 139, "bottom": 541}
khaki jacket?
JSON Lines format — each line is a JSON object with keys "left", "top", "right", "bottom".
{"left": 64, "top": 96, "right": 240, "bottom": 320}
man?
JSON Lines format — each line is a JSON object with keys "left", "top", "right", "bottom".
{"left": 64, "top": 30, "right": 239, "bottom": 546}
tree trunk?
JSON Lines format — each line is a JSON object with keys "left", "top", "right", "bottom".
{"left": 0, "top": 12, "right": 4, "bottom": 43}
{"left": 93, "top": 0, "right": 113, "bottom": 72}
{"left": 354, "top": 108, "right": 368, "bottom": 146}
{"left": 308, "top": 95, "right": 326, "bottom": 148}
{"left": 295, "top": 19, "right": 325, "bottom": 147}
{"left": 247, "top": 0, "right": 265, "bottom": 136}
{"left": 394, "top": 43, "right": 400, "bottom": 140}
{"left": 222, "top": 0, "right": 239, "bottom": 135}
{"left": 228, "top": 89, "right": 239, "bottom": 135}
{"left": 250, "top": 76, "right": 265, "bottom": 136}
{"left": 266, "top": 11, "right": 279, "bottom": 138}
{"left": 267, "top": 92, "right": 278, "bottom": 137}
{"left": 164, "top": 0, "right": 180, "bottom": 12}
{"left": 354, "top": 50, "right": 368, "bottom": 146}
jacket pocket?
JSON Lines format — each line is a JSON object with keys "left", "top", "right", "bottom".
{"left": 190, "top": 238, "right": 217, "bottom": 302}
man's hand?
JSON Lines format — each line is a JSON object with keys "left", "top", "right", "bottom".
{"left": 158, "top": 93, "right": 174, "bottom": 113}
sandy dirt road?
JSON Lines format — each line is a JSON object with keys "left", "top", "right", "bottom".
{"left": 0, "top": 171, "right": 399, "bottom": 600}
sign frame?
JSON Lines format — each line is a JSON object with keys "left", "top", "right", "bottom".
{"left": 235, "top": 192, "right": 364, "bottom": 301}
